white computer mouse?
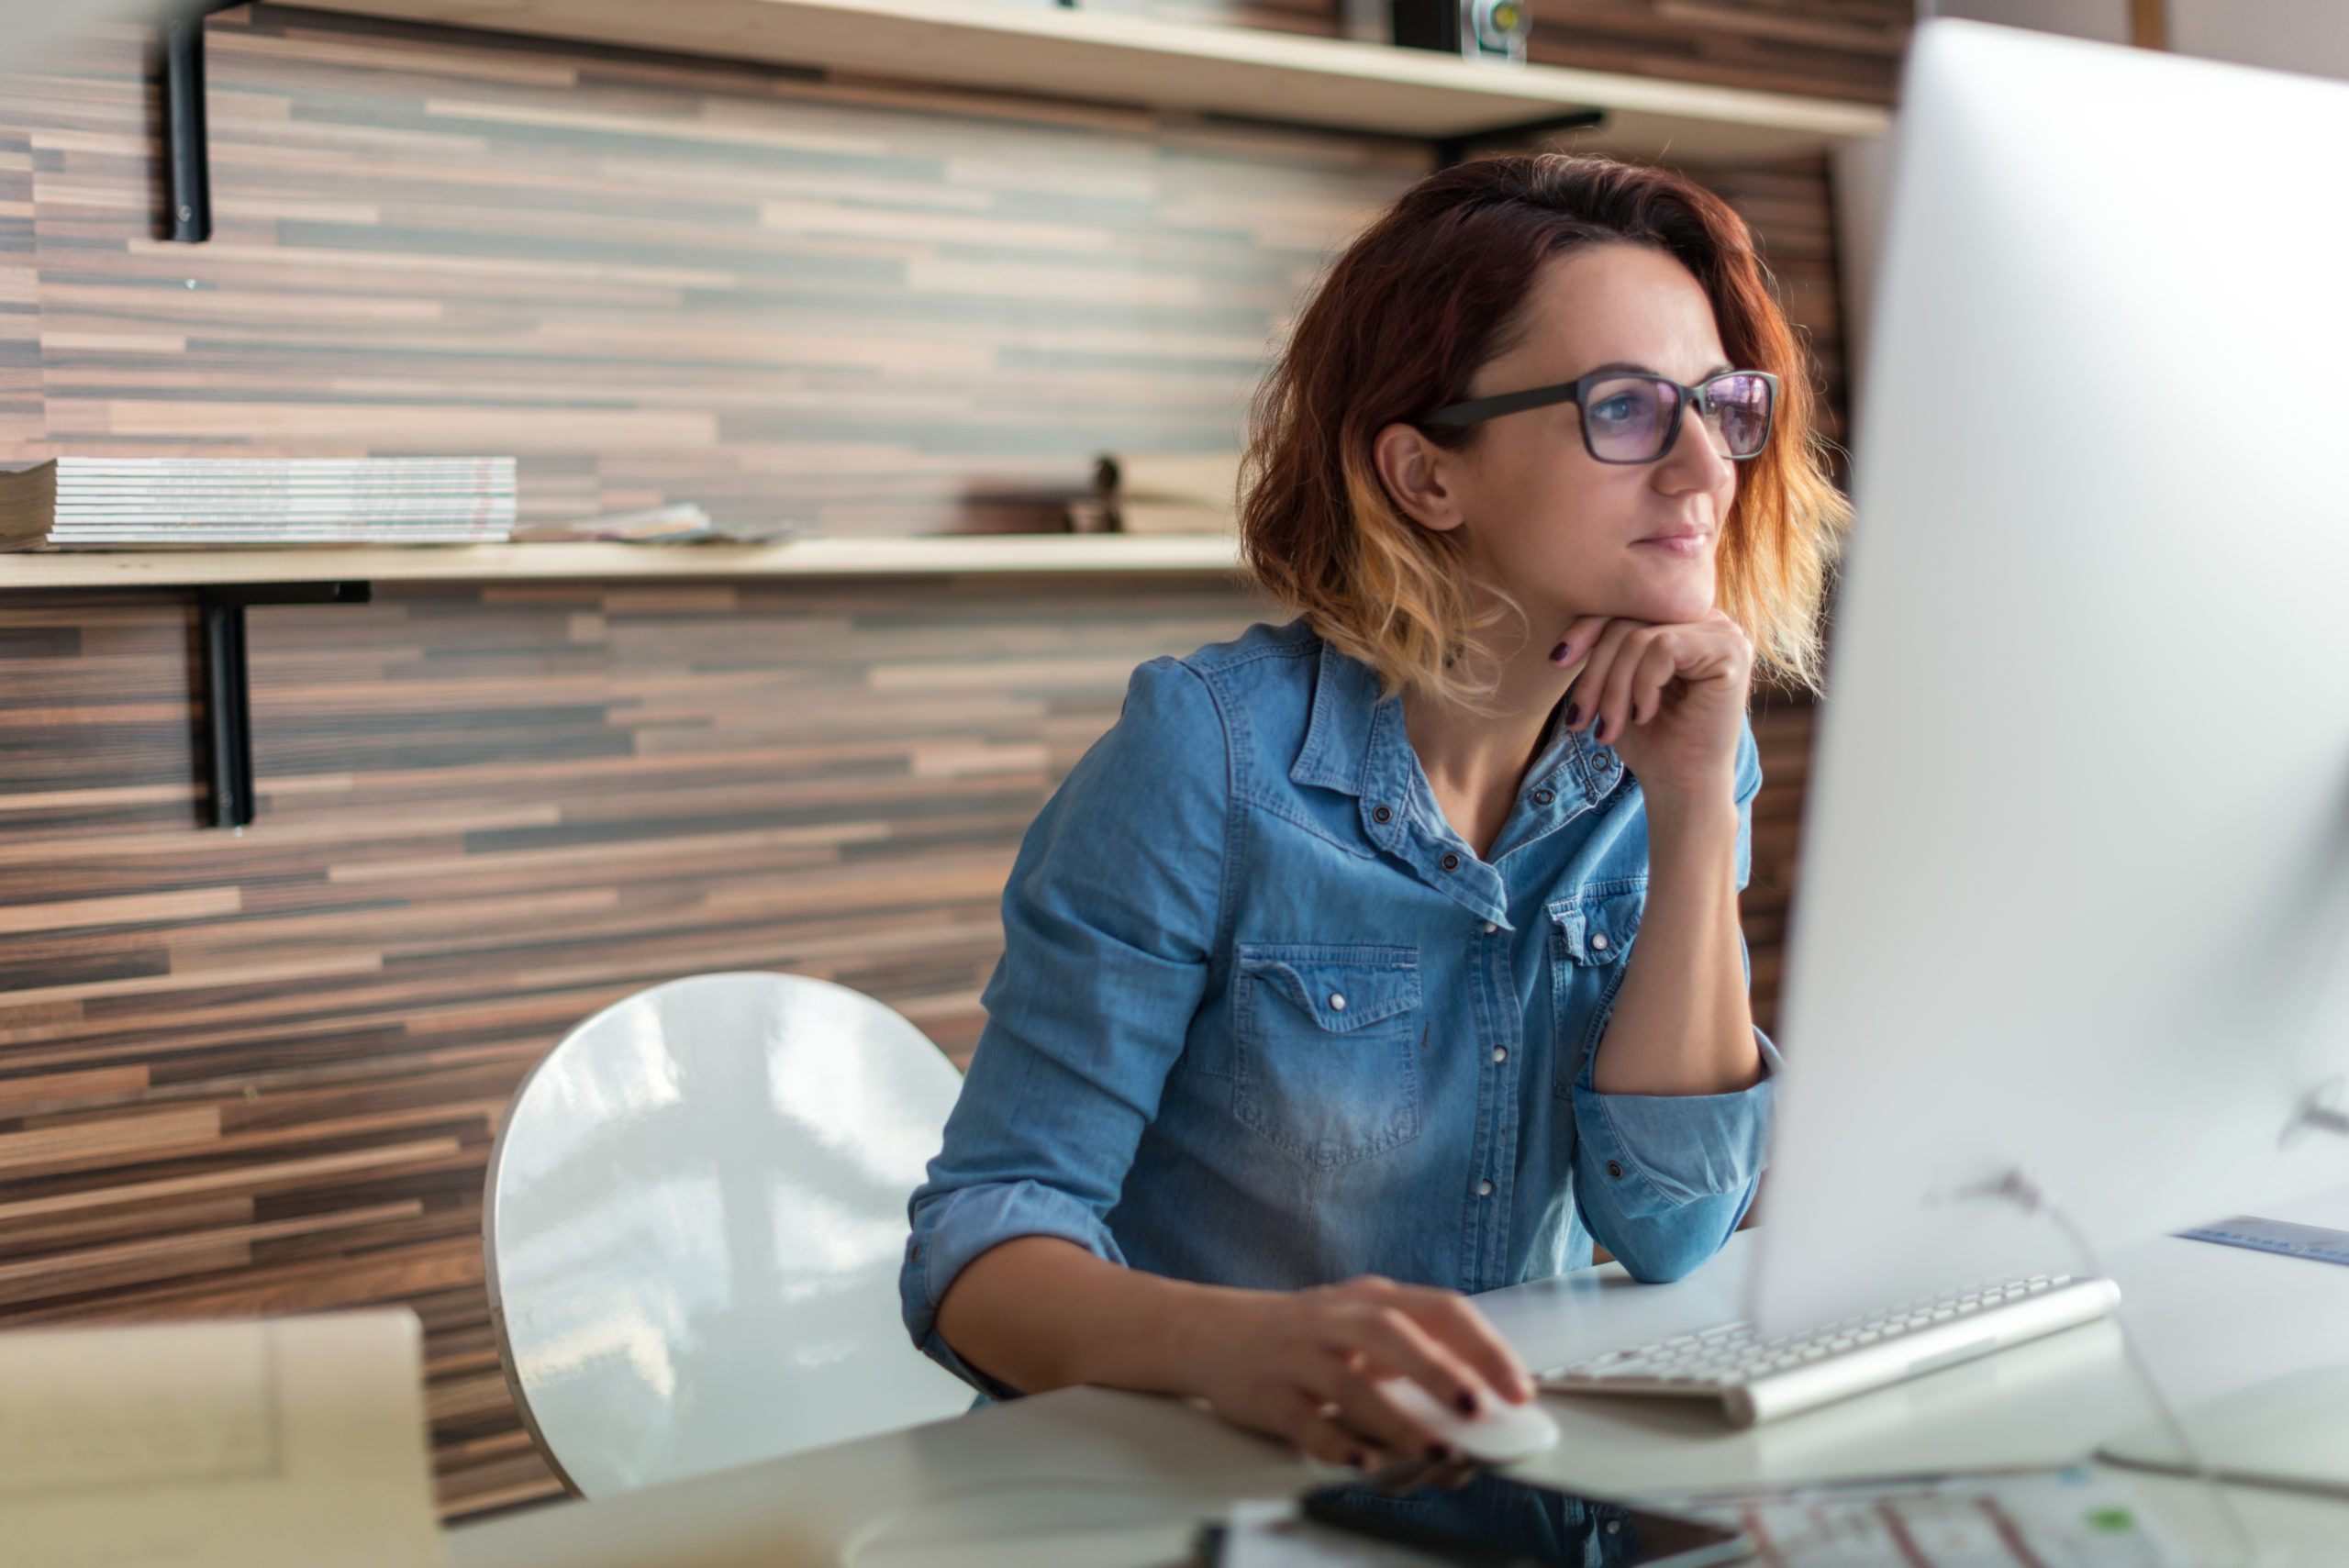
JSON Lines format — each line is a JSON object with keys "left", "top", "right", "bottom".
{"left": 1375, "top": 1377, "right": 1560, "bottom": 1463}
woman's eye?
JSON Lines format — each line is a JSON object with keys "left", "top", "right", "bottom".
{"left": 1590, "top": 395, "right": 1642, "bottom": 425}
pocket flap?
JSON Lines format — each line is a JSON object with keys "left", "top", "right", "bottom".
{"left": 1236, "top": 944, "right": 1420, "bottom": 1032}
{"left": 1548, "top": 882, "right": 1646, "bottom": 966}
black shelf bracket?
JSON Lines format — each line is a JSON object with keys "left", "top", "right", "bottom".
{"left": 1436, "top": 109, "right": 1608, "bottom": 170}
{"left": 198, "top": 583, "right": 371, "bottom": 829}
{"left": 161, "top": 4, "right": 240, "bottom": 243}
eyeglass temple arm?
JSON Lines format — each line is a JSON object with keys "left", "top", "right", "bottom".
{"left": 1422, "top": 382, "right": 1585, "bottom": 428}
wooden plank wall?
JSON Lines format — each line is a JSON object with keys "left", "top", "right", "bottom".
{"left": 1527, "top": 0, "right": 1911, "bottom": 102}
{"left": 0, "top": 6, "right": 1430, "bottom": 533}
{"left": 0, "top": 0, "right": 1836, "bottom": 1525}
{"left": 0, "top": 575, "right": 1277, "bottom": 1516}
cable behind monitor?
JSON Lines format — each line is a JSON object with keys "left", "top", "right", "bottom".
{"left": 1964, "top": 1169, "right": 2262, "bottom": 1568}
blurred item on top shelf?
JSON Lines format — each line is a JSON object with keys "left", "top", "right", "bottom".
{"left": 1391, "top": 0, "right": 1530, "bottom": 65}
{"left": 1092, "top": 451, "right": 1243, "bottom": 535}
{"left": 0, "top": 457, "right": 515, "bottom": 550}
{"left": 511, "top": 504, "right": 795, "bottom": 545}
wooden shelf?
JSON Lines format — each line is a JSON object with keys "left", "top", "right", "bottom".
{"left": 295, "top": 0, "right": 1889, "bottom": 161}
{"left": 0, "top": 534, "right": 1245, "bottom": 589}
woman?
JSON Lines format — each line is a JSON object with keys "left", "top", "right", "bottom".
{"left": 899, "top": 153, "right": 1845, "bottom": 1469}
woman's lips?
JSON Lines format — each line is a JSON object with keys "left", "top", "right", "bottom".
{"left": 1632, "top": 529, "right": 1710, "bottom": 559}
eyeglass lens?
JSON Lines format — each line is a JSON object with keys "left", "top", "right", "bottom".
{"left": 1705, "top": 373, "right": 1774, "bottom": 459}
{"left": 1581, "top": 373, "right": 1773, "bottom": 462}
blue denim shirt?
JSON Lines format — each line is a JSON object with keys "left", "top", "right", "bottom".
{"left": 902, "top": 619, "right": 1776, "bottom": 1394}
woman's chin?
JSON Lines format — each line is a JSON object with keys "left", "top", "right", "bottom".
{"left": 1598, "top": 584, "right": 1716, "bottom": 627}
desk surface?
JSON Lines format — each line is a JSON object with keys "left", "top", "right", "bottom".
{"left": 448, "top": 1189, "right": 2349, "bottom": 1568}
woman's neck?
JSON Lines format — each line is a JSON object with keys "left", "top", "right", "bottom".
{"left": 1401, "top": 633, "right": 1582, "bottom": 862}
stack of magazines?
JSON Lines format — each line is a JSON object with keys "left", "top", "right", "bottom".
{"left": 0, "top": 456, "right": 517, "bottom": 550}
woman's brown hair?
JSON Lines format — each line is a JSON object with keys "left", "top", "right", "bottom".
{"left": 1241, "top": 153, "right": 1847, "bottom": 706}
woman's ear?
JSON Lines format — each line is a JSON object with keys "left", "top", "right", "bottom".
{"left": 1371, "top": 422, "right": 1468, "bottom": 535}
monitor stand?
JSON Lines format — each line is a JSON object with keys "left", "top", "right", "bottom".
{"left": 2098, "top": 1365, "right": 2349, "bottom": 1499}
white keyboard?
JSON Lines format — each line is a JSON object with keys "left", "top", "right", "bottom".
{"left": 1540, "top": 1273, "right": 2121, "bottom": 1427}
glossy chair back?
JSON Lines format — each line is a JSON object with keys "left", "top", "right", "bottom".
{"left": 485, "top": 971, "right": 972, "bottom": 1497}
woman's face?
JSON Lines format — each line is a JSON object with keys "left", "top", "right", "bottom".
{"left": 1388, "top": 243, "right": 1741, "bottom": 631}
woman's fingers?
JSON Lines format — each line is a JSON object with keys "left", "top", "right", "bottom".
{"left": 1589, "top": 617, "right": 1754, "bottom": 740}
{"left": 1565, "top": 618, "right": 1641, "bottom": 733}
{"left": 1549, "top": 615, "right": 1612, "bottom": 671}
{"left": 1626, "top": 632, "right": 1687, "bottom": 727}
{"left": 1327, "top": 1372, "right": 1453, "bottom": 1461}
{"left": 1281, "top": 1352, "right": 1432, "bottom": 1464}
{"left": 1326, "top": 1302, "right": 1487, "bottom": 1418}
{"left": 1272, "top": 1386, "right": 1386, "bottom": 1470}
{"left": 1591, "top": 625, "right": 1662, "bottom": 746}
{"left": 1391, "top": 1288, "right": 1534, "bottom": 1403}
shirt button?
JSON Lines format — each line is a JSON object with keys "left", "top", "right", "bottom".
{"left": 1532, "top": 789, "right": 1553, "bottom": 806}
{"left": 1372, "top": 805, "right": 1392, "bottom": 824}
{"left": 1328, "top": 993, "right": 1346, "bottom": 1011}
{"left": 1477, "top": 1179, "right": 1495, "bottom": 1197}
{"left": 1482, "top": 921, "right": 1497, "bottom": 935}
{"left": 1606, "top": 1161, "right": 1625, "bottom": 1179}
{"left": 1492, "top": 1047, "right": 1507, "bottom": 1063}
{"left": 1590, "top": 933, "right": 1609, "bottom": 951}
{"left": 1441, "top": 852, "right": 1461, "bottom": 872}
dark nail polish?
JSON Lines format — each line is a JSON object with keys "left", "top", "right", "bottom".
{"left": 1454, "top": 1392, "right": 1479, "bottom": 1417}
{"left": 1549, "top": 640, "right": 1570, "bottom": 663}
{"left": 1564, "top": 701, "right": 1580, "bottom": 727}
{"left": 1348, "top": 1451, "right": 1370, "bottom": 1471}
{"left": 1426, "top": 1442, "right": 1454, "bottom": 1462}
{"left": 1593, "top": 715, "right": 1608, "bottom": 742}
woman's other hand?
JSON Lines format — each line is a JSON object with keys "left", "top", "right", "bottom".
{"left": 1553, "top": 610, "right": 1753, "bottom": 807}
{"left": 1185, "top": 1273, "right": 1534, "bottom": 1470}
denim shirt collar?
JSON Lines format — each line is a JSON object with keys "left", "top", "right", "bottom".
{"left": 1288, "top": 640, "right": 1627, "bottom": 928}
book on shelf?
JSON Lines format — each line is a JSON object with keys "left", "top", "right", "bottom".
{"left": 1090, "top": 450, "right": 1242, "bottom": 536}
{"left": 0, "top": 456, "right": 518, "bottom": 550}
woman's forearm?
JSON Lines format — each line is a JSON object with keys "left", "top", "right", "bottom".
{"left": 1588, "top": 793, "right": 1761, "bottom": 1096}
{"left": 932, "top": 1235, "right": 1240, "bottom": 1396}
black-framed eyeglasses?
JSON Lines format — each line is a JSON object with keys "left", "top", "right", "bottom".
{"left": 1422, "top": 369, "right": 1779, "bottom": 464}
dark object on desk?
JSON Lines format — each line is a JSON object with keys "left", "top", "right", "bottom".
{"left": 1297, "top": 1470, "right": 1750, "bottom": 1566}
{"left": 2179, "top": 1216, "right": 2349, "bottom": 1268}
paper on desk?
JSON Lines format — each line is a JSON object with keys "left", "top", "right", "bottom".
{"left": 1668, "top": 1467, "right": 2188, "bottom": 1568}
{"left": 0, "top": 1310, "right": 448, "bottom": 1568}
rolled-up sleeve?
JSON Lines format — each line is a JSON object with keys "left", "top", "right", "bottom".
{"left": 901, "top": 657, "right": 1229, "bottom": 1392}
{"left": 1571, "top": 722, "right": 1776, "bottom": 1284}
{"left": 1572, "top": 1029, "right": 1779, "bottom": 1281}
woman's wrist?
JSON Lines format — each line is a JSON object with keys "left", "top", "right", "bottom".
{"left": 1160, "top": 1282, "right": 1264, "bottom": 1398}
{"left": 1639, "top": 783, "right": 1741, "bottom": 842}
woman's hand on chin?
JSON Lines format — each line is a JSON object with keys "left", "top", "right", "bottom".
{"left": 1553, "top": 610, "right": 1753, "bottom": 809}
{"left": 1184, "top": 1274, "right": 1532, "bottom": 1470}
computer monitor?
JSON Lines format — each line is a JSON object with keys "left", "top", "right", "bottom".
{"left": 1749, "top": 19, "right": 2349, "bottom": 1339}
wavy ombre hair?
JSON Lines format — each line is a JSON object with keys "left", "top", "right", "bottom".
{"left": 1241, "top": 154, "right": 1846, "bottom": 706}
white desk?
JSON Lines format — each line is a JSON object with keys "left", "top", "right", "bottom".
{"left": 448, "top": 1188, "right": 2349, "bottom": 1568}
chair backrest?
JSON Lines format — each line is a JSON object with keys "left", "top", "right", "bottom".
{"left": 484, "top": 972, "right": 973, "bottom": 1497}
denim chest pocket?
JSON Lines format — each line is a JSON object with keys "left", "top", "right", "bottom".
{"left": 1547, "top": 882, "right": 1646, "bottom": 1098}
{"left": 1232, "top": 943, "right": 1423, "bottom": 1170}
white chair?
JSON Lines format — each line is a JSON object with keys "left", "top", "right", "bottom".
{"left": 484, "top": 972, "right": 974, "bottom": 1497}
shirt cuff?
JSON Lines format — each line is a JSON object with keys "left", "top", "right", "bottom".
{"left": 1573, "top": 1027, "right": 1780, "bottom": 1215}
{"left": 900, "top": 1178, "right": 1127, "bottom": 1398}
